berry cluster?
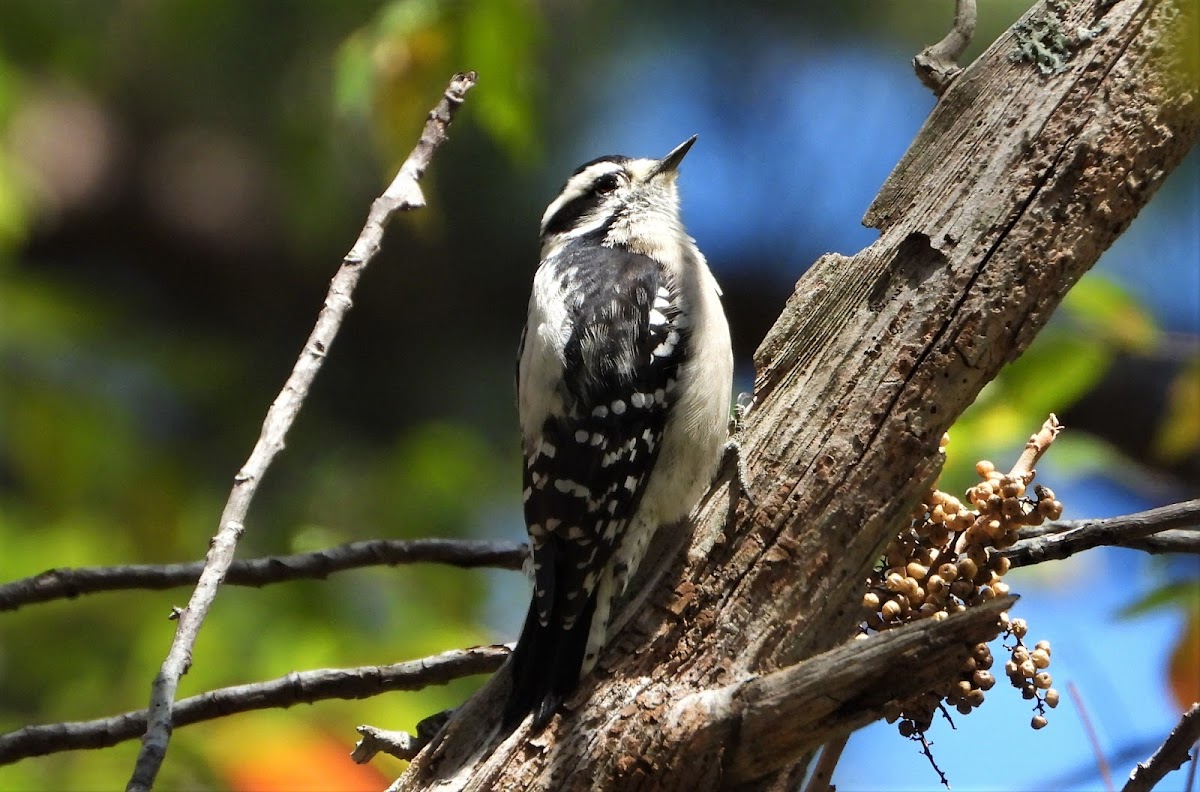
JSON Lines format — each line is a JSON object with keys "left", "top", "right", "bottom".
{"left": 861, "top": 432, "right": 1063, "bottom": 744}
{"left": 1002, "top": 618, "right": 1060, "bottom": 729}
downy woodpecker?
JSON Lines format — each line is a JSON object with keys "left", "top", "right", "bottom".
{"left": 507, "top": 136, "right": 733, "bottom": 730}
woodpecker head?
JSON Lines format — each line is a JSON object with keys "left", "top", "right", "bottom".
{"left": 539, "top": 136, "right": 697, "bottom": 261}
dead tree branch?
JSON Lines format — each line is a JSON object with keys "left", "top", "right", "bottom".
{"left": 125, "top": 71, "right": 478, "bottom": 792}
{"left": 1004, "top": 500, "right": 1200, "bottom": 567}
{"left": 354, "top": 726, "right": 426, "bottom": 764}
{"left": 353, "top": 709, "right": 455, "bottom": 764}
{"left": 392, "top": 1, "right": 1200, "bottom": 788}
{"left": 0, "top": 538, "right": 526, "bottom": 612}
{"left": 914, "top": 0, "right": 978, "bottom": 94}
{"left": 709, "top": 597, "right": 1013, "bottom": 783}
{"left": 1118, "top": 529, "right": 1200, "bottom": 555}
{"left": 1124, "top": 703, "right": 1200, "bottom": 792}
{"left": 1, "top": 646, "right": 506, "bottom": 765}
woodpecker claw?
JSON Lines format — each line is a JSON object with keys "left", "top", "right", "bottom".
{"left": 721, "top": 396, "right": 755, "bottom": 508}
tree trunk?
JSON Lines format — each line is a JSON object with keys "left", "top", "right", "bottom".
{"left": 393, "top": 0, "right": 1200, "bottom": 788}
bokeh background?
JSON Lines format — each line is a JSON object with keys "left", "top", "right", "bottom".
{"left": 0, "top": 1, "right": 1196, "bottom": 790}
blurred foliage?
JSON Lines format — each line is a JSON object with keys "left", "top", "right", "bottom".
{"left": 943, "top": 276, "right": 1165, "bottom": 496}
{"left": 0, "top": 0, "right": 1195, "bottom": 790}
{"left": 0, "top": 2, "right": 523, "bottom": 788}
{"left": 337, "top": 0, "right": 542, "bottom": 163}
{"left": 1154, "top": 353, "right": 1200, "bottom": 462}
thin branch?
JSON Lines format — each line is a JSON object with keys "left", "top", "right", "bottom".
{"left": 1003, "top": 500, "right": 1200, "bottom": 567}
{"left": 0, "top": 538, "right": 526, "bottom": 612}
{"left": 914, "top": 731, "right": 950, "bottom": 789}
{"left": 955, "top": 413, "right": 1063, "bottom": 557}
{"left": 1071, "top": 681, "right": 1116, "bottom": 792}
{"left": 1009, "top": 413, "right": 1062, "bottom": 482}
{"left": 354, "top": 709, "right": 454, "bottom": 765}
{"left": 0, "top": 646, "right": 506, "bottom": 765}
{"left": 125, "top": 71, "right": 478, "bottom": 792}
{"left": 354, "top": 726, "right": 425, "bottom": 764}
{"left": 913, "top": 0, "right": 978, "bottom": 95}
{"left": 1123, "top": 703, "right": 1200, "bottom": 792}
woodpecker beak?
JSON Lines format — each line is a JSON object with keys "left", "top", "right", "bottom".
{"left": 652, "top": 135, "right": 698, "bottom": 178}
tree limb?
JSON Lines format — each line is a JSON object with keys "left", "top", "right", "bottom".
{"left": 1003, "top": 500, "right": 1200, "bottom": 567}
{"left": 16, "top": 495, "right": 1192, "bottom": 620}
{"left": 1123, "top": 703, "right": 1200, "bottom": 792}
{"left": 0, "top": 538, "right": 526, "bottom": 612}
{"left": 1118, "top": 529, "right": 1200, "bottom": 555}
{"left": 125, "top": 71, "right": 478, "bottom": 792}
{"left": 393, "top": 1, "right": 1200, "bottom": 787}
{"left": 710, "top": 597, "right": 1014, "bottom": 784}
{"left": 0, "top": 646, "right": 506, "bottom": 765}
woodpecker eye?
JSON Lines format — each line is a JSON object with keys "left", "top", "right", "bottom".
{"left": 594, "top": 173, "right": 621, "bottom": 195}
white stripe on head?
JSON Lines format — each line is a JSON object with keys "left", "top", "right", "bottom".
{"left": 539, "top": 160, "right": 626, "bottom": 236}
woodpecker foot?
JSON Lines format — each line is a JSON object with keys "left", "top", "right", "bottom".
{"left": 721, "top": 394, "right": 755, "bottom": 508}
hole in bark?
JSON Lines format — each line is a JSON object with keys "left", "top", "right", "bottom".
{"left": 868, "top": 232, "right": 947, "bottom": 310}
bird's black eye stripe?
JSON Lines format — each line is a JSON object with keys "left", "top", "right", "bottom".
{"left": 594, "top": 173, "right": 620, "bottom": 194}
{"left": 542, "top": 170, "right": 625, "bottom": 237}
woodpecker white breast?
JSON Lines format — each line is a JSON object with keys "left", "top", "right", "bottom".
{"left": 506, "top": 136, "right": 733, "bottom": 731}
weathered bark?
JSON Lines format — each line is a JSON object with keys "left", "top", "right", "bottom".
{"left": 394, "top": 0, "right": 1200, "bottom": 788}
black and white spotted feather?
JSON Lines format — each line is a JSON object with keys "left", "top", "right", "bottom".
{"left": 508, "top": 244, "right": 686, "bottom": 728}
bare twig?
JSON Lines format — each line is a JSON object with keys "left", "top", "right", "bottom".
{"left": 913, "top": 0, "right": 978, "bottom": 95}
{"left": 802, "top": 735, "right": 849, "bottom": 792}
{"left": 1071, "top": 681, "right": 1116, "bottom": 792}
{"left": 1009, "top": 413, "right": 1062, "bottom": 482}
{"left": 954, "top": 413, "right": 1063, "bottom": 557}
{"left": 1124, "top": 703, "right": 1200, "bottom": 792}
{"left": 0, "top": 645, "right": 505, "bottom": 765}
{"left": 1004, "top": 500, "right": 1200, "bottom": 567}
{"left": 354, "top": 709, "right": 454, "bottom": 765}
{"left": 915, "top": 731, "right": 950, "bottom": 789}
{"left": 125, "top": 71, "right": 478, "bottom": 792}
{"left": 353, "top": 726, "right": 425, "bottom": 763}
{"left": 0, "top": 538, "right": 526, "bottom": 612}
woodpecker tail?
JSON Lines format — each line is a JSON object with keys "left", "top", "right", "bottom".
{"left": 502, "top": 592, "right": 598, "bottom": 732}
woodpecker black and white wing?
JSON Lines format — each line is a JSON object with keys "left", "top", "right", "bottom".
{"left": 507, "top": 244, "right": 686, "bottom": 728}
